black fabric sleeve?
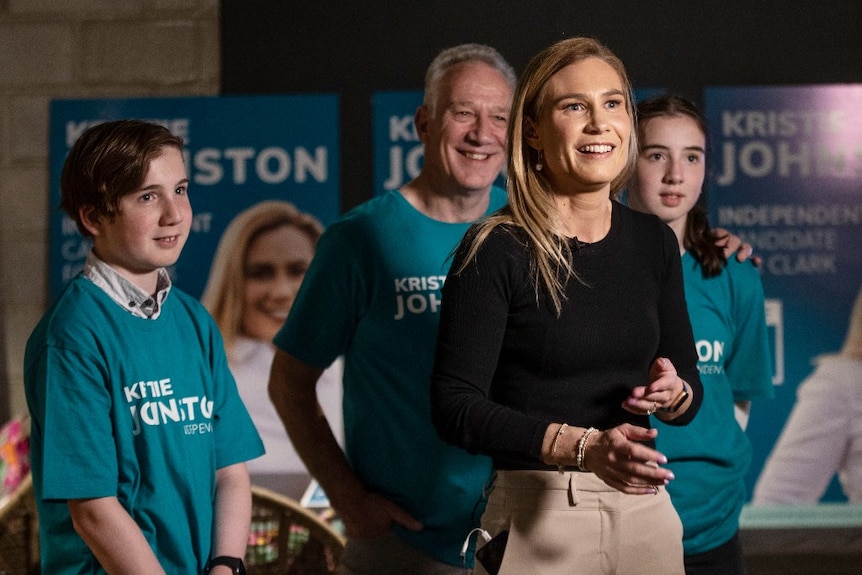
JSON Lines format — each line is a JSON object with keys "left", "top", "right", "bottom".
{"left": 431, "top": 227, "right": 550, "bottom": 464}
{"left": 654, "top": 223, "right": 703, "bottom": 425}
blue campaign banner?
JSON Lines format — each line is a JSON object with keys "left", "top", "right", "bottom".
{"left": 49, "top": 95, "right": 340, "bottom": 300}
{"left": 373, "top": 91, "right": 425, "bottom": 195}
{"left": 705, "top": 85, "right": 862, "bottom": 503}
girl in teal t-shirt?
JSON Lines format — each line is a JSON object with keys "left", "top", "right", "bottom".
{"left": 626, "top": 95, "right": 773, "bottom": 575}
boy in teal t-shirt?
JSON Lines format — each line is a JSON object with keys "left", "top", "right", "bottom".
{"left": 24, "top": 120, "right": 264, "bottom": 575}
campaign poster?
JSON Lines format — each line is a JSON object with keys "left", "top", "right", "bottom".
{"left": 49, "top": 95, "right": 340, "bottom": 300}
{"left": 705, "top": 85, "right": 862, "bottom": 503}
{"left": 373, "top": 91, "right": 425, "bottom": 195}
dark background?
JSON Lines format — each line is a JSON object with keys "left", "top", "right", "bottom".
{"left": 222, "top": 1, "right": 861, "bottom": 213}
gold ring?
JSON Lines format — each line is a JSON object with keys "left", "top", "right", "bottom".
{"left": 646, "top": 402, "right": 657, "bottom": 415}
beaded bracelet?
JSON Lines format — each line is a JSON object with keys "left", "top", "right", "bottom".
{"left": 576, "top": 427, "right": 597, "bottom": 472}
{"left": 551, "top": 423, "right": 568, "bottom": 474}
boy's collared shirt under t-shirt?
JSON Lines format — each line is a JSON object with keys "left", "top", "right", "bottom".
{"left": 82, "top": 251, "right": 171, "bottom": 318}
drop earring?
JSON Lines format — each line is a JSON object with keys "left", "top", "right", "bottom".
{"left": 536, "top": 150, "right": 544, "bottom": 172}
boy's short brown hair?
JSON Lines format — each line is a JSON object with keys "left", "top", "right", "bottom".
{"left": 60, "top": 119, "right": 185, "bottom": 237}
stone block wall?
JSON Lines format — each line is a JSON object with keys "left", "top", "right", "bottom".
{"left": 0, "top": 0, "right": 220, "bottom": 420}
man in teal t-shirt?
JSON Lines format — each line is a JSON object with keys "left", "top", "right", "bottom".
{"left": 268, "top": 44, "right": 515, "bottom": 574}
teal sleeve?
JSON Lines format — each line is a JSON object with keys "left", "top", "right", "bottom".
{"left": 39, "top": 344, "right": 121, "bottom": 500}
{"left": 274, "top": 219, "right": 364, "bottom": 368}
{"left": 726, "top": 259, "right": 774, "bottom": 401}
{"left": 209, "top": 319, "right": 265, "bottom": 468}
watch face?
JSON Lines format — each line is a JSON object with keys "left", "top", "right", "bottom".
{"left": 669, "top": 387, "right": 689, "bottom": 412}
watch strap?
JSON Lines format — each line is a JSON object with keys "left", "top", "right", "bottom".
{"left": 205, "top": 556, "right": 246, "bottom": 575}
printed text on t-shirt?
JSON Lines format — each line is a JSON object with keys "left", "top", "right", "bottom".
{"left": 124, "top": 378, "right": 214, "bottom": 435}
{"left": 393, "top": 275, "right": 446, "bottom": 320}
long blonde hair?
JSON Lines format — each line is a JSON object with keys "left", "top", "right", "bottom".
{"left": 201, "top": 200, "right": 323, "bottom": 354}
{"left": 458, "top": 37, "right": 637, "bottom": 315}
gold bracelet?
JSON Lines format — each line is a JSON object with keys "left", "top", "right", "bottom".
{"left": 576, "top": 427, "right": 597, "bottom": 472}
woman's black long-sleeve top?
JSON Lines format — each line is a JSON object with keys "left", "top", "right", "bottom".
{"left": 431, "top": 201, "right": 703, "bottom": 471}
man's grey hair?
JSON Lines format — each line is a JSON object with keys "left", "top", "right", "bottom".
{"left": 423, "top": 43, "right": 516, "bottom": 117}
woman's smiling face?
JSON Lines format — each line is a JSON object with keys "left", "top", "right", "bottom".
{"left": 528, "top": 57, "right": 632, "bottom": 196}
{"left": 241, "top": 223, "right": 315, "bottom": 342}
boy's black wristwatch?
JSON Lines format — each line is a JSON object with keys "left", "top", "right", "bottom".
{"left": 204, "top": 556, "right": 246, "bottom": 575}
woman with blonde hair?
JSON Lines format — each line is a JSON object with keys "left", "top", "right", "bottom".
{"left": 431, "top": 37, "right": 702, "bottom": 574}
{"left": 202, "top": 200, "right": 343, "bottom": 483}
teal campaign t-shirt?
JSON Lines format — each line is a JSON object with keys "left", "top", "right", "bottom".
{"left": 275, "top": 187, "right": 507, "bottom": 566}
{"left": 25, "top": 276, "right": 264, "bottom": 574}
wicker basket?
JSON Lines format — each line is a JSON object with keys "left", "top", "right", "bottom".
{"left": 0, "top": 477, "right": 345, "bottom": 575}
{"left": 246, "top": 485, "right": 345, "bottom": 575}
{"left": 0, "top": 473, "right": 40, "bottom": 575}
